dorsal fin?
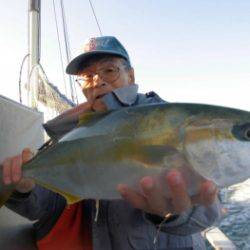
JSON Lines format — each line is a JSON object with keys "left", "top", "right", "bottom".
{"left": 78, "top": 110, "right": 111, "bottom": 127}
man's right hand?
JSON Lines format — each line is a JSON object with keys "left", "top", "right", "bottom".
{"left": 2, "top": 148, "right": 35, "bottom": 193}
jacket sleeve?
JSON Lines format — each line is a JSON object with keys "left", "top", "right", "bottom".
{"left": 144, "top": 198, "right": 222, "bottom": 236}
{"left": 5, "top": 184, "right": 66, "bottom": 221}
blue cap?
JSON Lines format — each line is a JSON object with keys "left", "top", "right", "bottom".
{"left": 66, "top": 36, "right": 130, "bottom": 75}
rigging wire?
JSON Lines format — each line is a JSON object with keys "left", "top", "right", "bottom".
{"left": 18, "top": 54, "right": 30, "bottom": 104}
{"left": 52, "top": 0, "right": 68, "bottom": 97}
{"left": 60, "top": 0, "right": 78, "bottom": 104}
{"left": 88, "top": 0, "right": 103, "bottom": 36}
{"left": 60, "top": 0, "right": 71, "bottom": 62}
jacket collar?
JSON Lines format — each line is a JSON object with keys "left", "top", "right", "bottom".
{"left": 43, "top": 84, "right": 138, "bottom": 140}
{"left": 102, "top": 84, "right": 138, "bottom": 110}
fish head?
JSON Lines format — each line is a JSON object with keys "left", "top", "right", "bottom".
{"left": 183, "top": 107, "right": 250, "bottom": 188}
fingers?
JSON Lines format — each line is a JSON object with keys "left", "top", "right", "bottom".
{"left": 11, "top": 155, "right": 23, "bottom": 183}
{"left": 166, "top": 171, "right": 191, "bottom": 214}
{"left": 191, "top": 180, "right": 217, "bottom": 206}
{"left": 117, "top": 184, "right": 148, "bottom": 211}
{"left": 3, "top": 155, "right": 23, "bottom": 184}
{"left": 2, "top": 148, "right": 33, "bottom": 185}
{"left": 118, "top": 170, "right": 217, "bottom": 217}
{"left": 139, "top": 176, "right": 168, "bottom": 216}
{"left": 2, "top": 158, "right": 12, "bottom": 185}
{"left": 118, "top": 177, "right": 170, "bottom": 216}
{"left": 22, "top": 148, "right": 33, "bottom": 163}
{"left": 118, "top": 171, "right": 192, "bottom": 216}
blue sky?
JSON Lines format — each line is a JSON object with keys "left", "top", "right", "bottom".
{"left": 0, "top": 0, "right": 249, "bottom": 109}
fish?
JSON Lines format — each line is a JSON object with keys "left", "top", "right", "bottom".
{"left": 1, "top": 102, "right": 250, "bottom": 206}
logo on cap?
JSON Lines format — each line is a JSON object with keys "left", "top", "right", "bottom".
{"left": 84, "top": 38, "right": 97, "bottom": 52}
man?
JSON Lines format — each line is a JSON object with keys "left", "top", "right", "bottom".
{"left": 2, "top": 36, "right": 221, "bottom": 249}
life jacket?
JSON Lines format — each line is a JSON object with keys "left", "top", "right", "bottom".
{"left": 37, "top": 202, "right": 92, "bottom": 250}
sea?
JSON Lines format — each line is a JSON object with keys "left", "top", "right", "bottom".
{"left": 207, "top": 179, "right": 250, "bottom": 249}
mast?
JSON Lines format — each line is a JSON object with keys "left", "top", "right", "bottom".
{"left": 28, "top": 0, "right": 41, "bottom": 108}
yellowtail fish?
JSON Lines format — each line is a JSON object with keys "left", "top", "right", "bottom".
{"left": 1, "top": 103, "right": 250, "bottom": 206}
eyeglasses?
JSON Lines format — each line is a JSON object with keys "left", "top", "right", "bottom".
{"left": 76, "top": 65, "right": 121, "bottom": 87}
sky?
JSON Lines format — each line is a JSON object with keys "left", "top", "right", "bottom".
{"left": 0, "top": 0, "right": 249, "bottom": 110}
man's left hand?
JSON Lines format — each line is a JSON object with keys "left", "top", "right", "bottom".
{"left": 117, "top": 170, "right": 218, "bottom": 217}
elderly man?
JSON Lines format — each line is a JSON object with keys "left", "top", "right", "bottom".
{"left": 2, "top": 36, "right": 222, "bottom": 250}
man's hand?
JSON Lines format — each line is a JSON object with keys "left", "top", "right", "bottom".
{"left": 117, "top": 170, "right": 218, "bottom": 217}
{"left": 1, "top": 148, "right": 35, "bottom": 193}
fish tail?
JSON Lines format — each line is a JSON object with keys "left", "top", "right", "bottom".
{"left": 0, "top": 165, "right": 14, "bottom": 208}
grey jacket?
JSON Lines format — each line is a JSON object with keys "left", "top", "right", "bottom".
{"left": 6, "top": 84, "right": 222, "bottom": 250}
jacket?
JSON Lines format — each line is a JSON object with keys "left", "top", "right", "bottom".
{"left": 6, "top": 84, "right": 222, "bottom": 249}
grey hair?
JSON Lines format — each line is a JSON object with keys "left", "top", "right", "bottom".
{"left": 120, "top": 57, "right": 132, "bottom": 70}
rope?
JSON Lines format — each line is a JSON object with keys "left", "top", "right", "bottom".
{"left": 27, "top": 62, "right": 75, "bottom": 115}
{"left": 52, "top": 0, "right": 68, "bottom": 97}
{"left": 153, "top": 213, "right": 173, "bottom": 249}
{"left": 37, "top": 63, "right": 50, "bottom": 83}
{"left": 27, "top": 64, "right": 40, "bottom": 109}
{"left": 88, "top": 0, "right": 103, "bottom": 36}
{"left": 94, "top": 199, "right": 100, "bottom": 222}
{"left": 60, "top": 0, "right": 78, "bottom": 104}
{"left": 18, "top": 54, "right": 30, "bottom": 103}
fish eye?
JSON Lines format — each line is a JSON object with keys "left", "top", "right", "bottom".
{"left": 245, "top": 128, "right": 250, "bottom": 140}
{"left": 232, "top": 123, "right": 250, "bottom": 141}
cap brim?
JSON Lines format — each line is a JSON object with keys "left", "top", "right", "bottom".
{"left": 66, "top": 50, "right": 127, "bottom": 75}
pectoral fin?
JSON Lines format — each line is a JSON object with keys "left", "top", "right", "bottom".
{"left": 135, "top": 145, "right": 188, "bottom": 172}
{"left": 135, "top": 145, "right": 176, "bottom": 164}
{"left": 129, "top": 144, "right": 184, "bottom": 169}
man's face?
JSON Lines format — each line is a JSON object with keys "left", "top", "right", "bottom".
{"left": 77, "top": 57, "right": 135, "bottom": 111}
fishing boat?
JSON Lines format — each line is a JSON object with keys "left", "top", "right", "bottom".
{"left": 0, "top": 1, "right": 243, "bottom": 249}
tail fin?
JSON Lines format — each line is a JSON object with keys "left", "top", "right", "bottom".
{"left": 0, "top": 166, "right": 14, "bottom": 208}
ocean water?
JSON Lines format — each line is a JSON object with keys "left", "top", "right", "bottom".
{"left": 216, "top": 179, "right": 250, "bottom": 249}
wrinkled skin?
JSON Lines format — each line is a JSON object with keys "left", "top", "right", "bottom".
{"left": 79, "top": 57, "right": 135, "bottom": 112}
